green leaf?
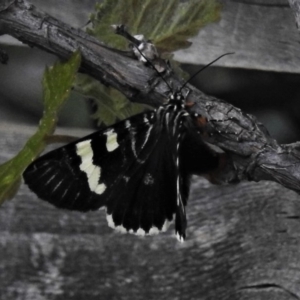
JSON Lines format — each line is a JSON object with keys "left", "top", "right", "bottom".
{"left": 83, "top": 0, "right": 221, "bottom": 125}
{"left": 0, "top": 51, "right": 81, "bottom": 205}
{"left": 76, "top": 73, "right": 146, "bottom": 126}
{"left": 89, "top": 0, "right": 221, "bottom": 53}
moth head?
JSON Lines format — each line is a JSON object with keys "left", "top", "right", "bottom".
{"left": 169, "top": 91, "right": 185, "bottom": 104}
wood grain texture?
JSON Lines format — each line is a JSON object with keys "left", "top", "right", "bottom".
{"left": 1, "top": 124, "right": 300, "bottom": 300}
{"left": 289, "top": 0, "right": 300, "bottom": 29}
{"left": 175, "top": 0, "right": 300, "bottom": 73}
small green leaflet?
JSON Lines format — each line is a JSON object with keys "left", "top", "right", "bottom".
{"left": 88, "top": 0, "right": 221, "bottom": 52}
{"left": 0, "top": 51, "right": 81, "bottom": 205}
{"left": 76, "top": 73, "right": 146, "bottom": 126}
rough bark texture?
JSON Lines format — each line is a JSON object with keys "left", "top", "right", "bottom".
{"left": 1, "top": 0, "right": 300, "bottom": 299}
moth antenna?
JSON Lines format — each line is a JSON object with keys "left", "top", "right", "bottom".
{"left": 133, "top": 45, "right": 173, "bottom": 93}
{"left": 113, "top": 24, "right": 143, "bottom": 47}
{"left": 114, "top": 25, "right": 174, "bottom": 94}
{"left": 179, "top": 52, "right": 235, "bottom": 92}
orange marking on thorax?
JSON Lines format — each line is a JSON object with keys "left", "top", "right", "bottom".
{"left": 195, "top": 116, "right": 208, "bottom": 127}
{"left": 184, "top": 101, "right": 195, "bottom": 108}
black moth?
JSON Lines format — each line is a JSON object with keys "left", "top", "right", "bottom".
{"left": 23, "top": 25, "right": 230, "bottom": 241}
{"left": 23, "top": 89, "right": 219, "bottom": 242}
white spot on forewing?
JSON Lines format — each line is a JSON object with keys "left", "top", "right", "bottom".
{"left": 76, "top": 140, "right": 107, "bottom": 195}
{"left": 80, "top": 152, "right": 93, "bottom": 168}
{"left": 104, "top": 129, "right": 119, "bottom": 152}
{"left": 95, "top": 183, "right": 106, "bottom": 194}
{"left": 80, "top": 161, "right": 94, "bottom": 177}
{"left": 80, "top": 162, "right": 97, "bottom": 178}
{"left": 88, "top": 165, "right": 100, "bottom": 191}
{"left": 76, "top": 140, "right": 91, "bottom": 156}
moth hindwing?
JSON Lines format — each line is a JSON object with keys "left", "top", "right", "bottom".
{"left": 24, "top": 95, "right": 193, "bottom": 241}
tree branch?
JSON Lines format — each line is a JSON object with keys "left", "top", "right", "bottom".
{"left": 0, "top": 0, "right": 300, "bottom": 193}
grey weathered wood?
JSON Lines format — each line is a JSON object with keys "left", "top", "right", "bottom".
{"left": 175, "top": 0, "right": 300, "bottom": 73}
{"left": 1, "top": 123, "right": 300, "bottom": 300}
{"left": 289, "top": 0, "right": 300, "bottom": 29}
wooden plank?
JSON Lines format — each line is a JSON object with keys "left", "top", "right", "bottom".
{"left": 1, "top": 123, "right": 300, "bottom": 299}
{"left": 175, "top": 0, "right": 300, "bottom": 73}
